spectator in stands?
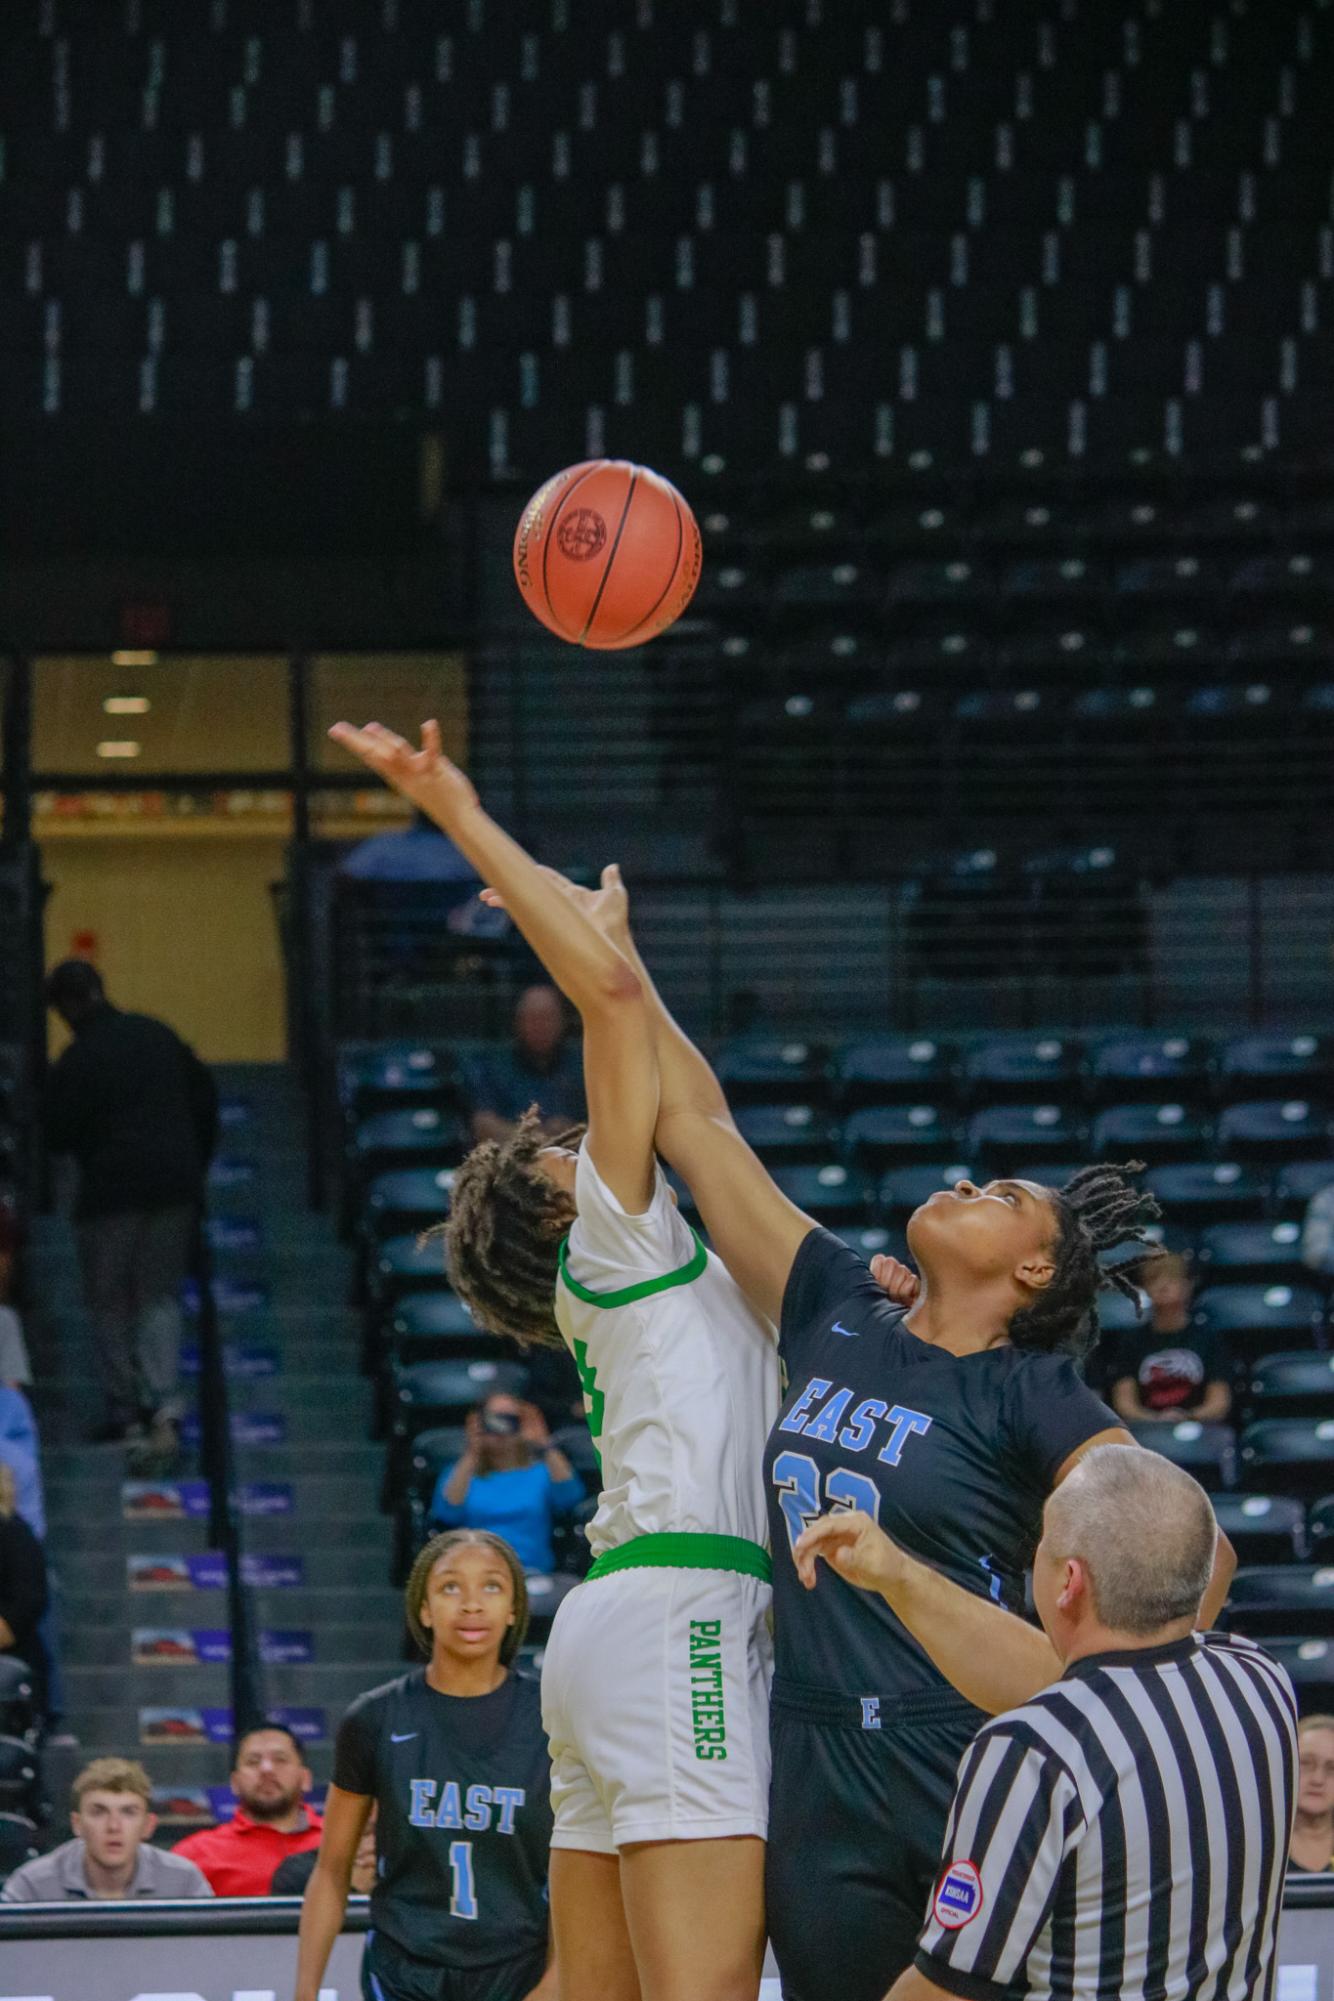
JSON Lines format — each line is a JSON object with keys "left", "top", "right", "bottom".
{"left": 0, "top": 1378, "right": 71, "bottom": 1743}
{"left": 1109, "top": 1252, "right": 1231, "bottom": 1424}
{"left": 1, "top": 1757, "right": 212, "bottom": 1901}
{"left": 466, "top": 984, "right": 586, "bottom": 1144}
{"left": 271, "top": 1804, "right": 378, "bottom": 1897}
{"left": 1290, "top": 1716, "right": 1334, "bottom": 1873}
{"left": 43, "top": 960, "right": 219, "bottom": 1460}
{"left": 0, "top": 1221, "right": 32, "bottom": 1388}
{"left": 429, "top": 1393, "right": 584, "bottom": 1574}
{"left": 172, "top": 1722, "right": 323, "bottom": 1895}
{"left": 0, "top": 1462, "right": 48, "bottom": 1716}
{"left": 339, "top": 806, "right": 478, "bottom": 886}
{"left": 1302, "top": 1180, "right": 1334, "bottom": 1281}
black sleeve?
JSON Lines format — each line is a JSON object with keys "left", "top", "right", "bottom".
{"left": 331, "top": 1696, "right": 379, "bottom": 1796}
{"left": 43, "top": 1047, "right": 85, "bottom": 1155}
{"left": 780, "top": 1227, "right": 892, "bottom": 1366}
{"left": 1003, "top": 1353, "right": 1120, "bottom": 1489}
{"left": 270, "top": 1850, "right": 319, "bottom": 1896}
{"left": 0, "top": 1517, "right": 49, "bottom": 1633}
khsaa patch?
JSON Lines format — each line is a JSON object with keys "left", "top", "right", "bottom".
{"left": 934, "top": 1860, "right": 983, "bottom": 1930}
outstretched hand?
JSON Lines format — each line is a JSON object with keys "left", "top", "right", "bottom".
{"left": 327, "top": 719, "right": 479, "bottom": 829}
{"left": 482, "top": 861, "right": 631, "bottom": 947}
{"left": 792, "top": 1509, "right": 907, "bottom": 1598}
{"left": 870, "top": 1254, "right": 920, "bottom": 1307}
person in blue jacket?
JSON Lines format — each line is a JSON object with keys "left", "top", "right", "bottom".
{"left": 429, "top": 1392, "right": 585, "bottom": 1574}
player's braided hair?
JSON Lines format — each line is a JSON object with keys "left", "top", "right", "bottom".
{"left": 439, "top": 1107, "right": 582, "bottom": 1349}
{"left": 1008, "top": 1160, "right": 1162, "bottom": 1361}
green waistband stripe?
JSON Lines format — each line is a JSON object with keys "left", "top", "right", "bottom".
{"left": 587, "top": 1531, "right": 773, "bottom": 1585}
{"left": 557, "top": 1228, "right": 708, "bottom": 1309}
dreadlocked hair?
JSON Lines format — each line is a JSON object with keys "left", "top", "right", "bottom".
{"left": 1008, "top": 1160, "right": 1163, "bottom": 1362}
{"left": 438, "top": 1106, "right": 583, "bottom": 1349}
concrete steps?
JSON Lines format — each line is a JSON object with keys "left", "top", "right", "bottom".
{"left": 35, "top": 1060, "right": 399, "bottom": 1800}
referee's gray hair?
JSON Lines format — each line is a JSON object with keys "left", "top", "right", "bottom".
{"left": 1044, "top": 1444, "right": 1217, "bottom": 1636}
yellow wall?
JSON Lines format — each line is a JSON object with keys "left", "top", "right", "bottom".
{"left": 42, "top": 829, "right": 288, "bottom": 1064}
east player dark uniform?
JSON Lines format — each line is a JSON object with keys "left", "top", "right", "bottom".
{"left": 764, "top": 1231, "right": 1116, "bottom": 2001}
{"left": 333, "top": 1668, "right": 553, "bottom": 2001}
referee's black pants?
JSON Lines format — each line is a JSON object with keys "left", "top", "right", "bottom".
{"left": 362, "top": 1928, "right": 549, "bottom": 2001}
{"left": 766, "top": 1678, "right": 986, "bottom": 2001}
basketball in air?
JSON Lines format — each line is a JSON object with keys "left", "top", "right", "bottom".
{"left": 512, "top": 459, "right": 702, "bottom": 650}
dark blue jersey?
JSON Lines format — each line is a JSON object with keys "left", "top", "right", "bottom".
{"left": 332, "top": 1668, "right": 551, "bottom": 1969}
{"left": 764, "top": 1230, "right": 1117, "bottom": 1702}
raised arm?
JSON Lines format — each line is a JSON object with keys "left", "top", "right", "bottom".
{"left": 793, "top": 1510, "right": 1061, "bottom": 1715}
{"left": 328, "top": 722, "right": 657, "bottom": 1211}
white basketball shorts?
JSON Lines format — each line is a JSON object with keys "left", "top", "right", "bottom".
{"left": 540, "top": 1564, "right": 773, "bottom": 1851}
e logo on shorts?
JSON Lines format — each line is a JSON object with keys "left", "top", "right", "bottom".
{"left": 934, "top": 1860, "right": 983, "bottom": 1929}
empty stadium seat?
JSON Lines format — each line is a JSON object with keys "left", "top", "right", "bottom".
{"left": 0, "top": 1660, "right": 35, "bottom": 1741}
{"left": 1226, "top": 1566, "right": 1334, "bottom": 1638}
{"left": 1218, "top": 1100, "right": 1332, "bottom": 1162}
{"left": 1146, "top": 1161, "right": 1269, "bottom": 1226}
{"left": 387, "top": 1294, "right": 493, "bottom": 1367}
{"left": 1273, "top": 1160, "right": 1334, "bottom": 1219}
{"left": 1246, "top": 1352, "right": 1334, "bottom": 1419}
{"left": 1306, "top": 1496, "right": 1334, "bottom": 1558}
{"left": 1086, "top": 1034, "right": 1214, "bottom": 1102}
{"left": 734, "top": 1103, "right": 836, "bottom": 1165}
{"left": 352, "top": 1107, "right": 469, "bottom": 1175}
{"left": 0, "top": 1738, "right": 40, "bottom": 1820}
{"left": 1195, "top": 1282, "right": 1327, "bottom": 1362}
{"left": 833, "top": 1224, "right": 897, "bottom": 1263}
{"left": 1218, "top": 1034, "right": 1333, "bottom": 1098}
{"left": 844, "top": 1105, "right": 959, "bottom": 1170}
{"left": 1240, "top": 1419, "right": 1334, "bottom": 1498}
{"left": 968, "top": 1105, "right": 1085, "bottom": 1168}
{"left": 761, "top": 1162, "right": 866, "bottom": 1227}
{"left": 833, "top": 1036, "right": 957, "bottom": 1107}
{"left": 371, "top": 1233, "right": 451, "bottom": 1304}
{"left": 1129, "top": 1419, "right": 1236, "bottom": 1492}
{"left": 1212, "top": 1494, "right": 1306, "bottom": 1567}
{"left": 366, "top": 1167, "right": 455, "bottom": 1237}
{"left": 963, "top": 1036, "right": 1083, "bottom": 1100}
{"left": 523, "top": 1570, "right": 581, "bottom": 1644}
{"left": 879, "top": 1163, "right": 973, "bottom": 1222}
{"left": 1257, "top": 1638, "right": 1334, "bottom": 1713}
{"left": 715, "top": 1037, "right": 827, "bottom": 1107}
{"left": 1092, "top": 1103, "right": 1214, "bottom": 1165}
{"left": 1196, "top": 1221, "right": 1308, "bottom": 1285}
{"left": 339, "top": 1044, "right": 462, "bottom": 1115}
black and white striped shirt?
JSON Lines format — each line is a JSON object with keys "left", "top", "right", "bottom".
{"left": 916, "top": 1630, "right": 1297, "bottom": 2001}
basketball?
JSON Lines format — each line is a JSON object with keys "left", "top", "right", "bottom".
{"left": 512, "top": 459, "right": 702, "bottom": 650}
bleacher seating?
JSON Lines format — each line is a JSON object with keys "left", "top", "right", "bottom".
{"left": 341, "top": 1021, "right": 1334, "bottom": 1655}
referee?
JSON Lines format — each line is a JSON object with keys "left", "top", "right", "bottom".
{"left": 798, "top": 1445, "right": 1297, "bottom": 2001}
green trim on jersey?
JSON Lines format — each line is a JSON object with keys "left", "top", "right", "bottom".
{"left": 556, "top": 1228, "right": 708, "bottom": 1309}
{"left": 587, "top": 1531, "right": 773, "bottom": 1585}
{"left": 570, "top": 1336, "right": 604, "bottom": 1467}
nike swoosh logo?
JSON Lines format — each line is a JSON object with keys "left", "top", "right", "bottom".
{"left": 832, "top": 1321, "right": 860, "bottom": 1338}
{"left": 390, "top": 1732, "right": 418, "bottom": 1743}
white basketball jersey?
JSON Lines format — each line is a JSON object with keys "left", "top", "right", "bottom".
{"left": 553, "top": 1147, "right": 779, "bottom": 1556}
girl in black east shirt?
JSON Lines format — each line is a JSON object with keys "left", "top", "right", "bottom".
{"left": 551, "top": 899, "right": 1240, "bottom": 2001}
{"left": 295, "top": 1529, "right": 555, "bottom": 2001}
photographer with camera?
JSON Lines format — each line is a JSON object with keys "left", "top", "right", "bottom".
{"left": 427, "top": 1392, "right": 586, "bottom": 1575}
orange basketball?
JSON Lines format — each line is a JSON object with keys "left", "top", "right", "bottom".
{"left": 512, "top": 459, "right": 702, "bottom": 650}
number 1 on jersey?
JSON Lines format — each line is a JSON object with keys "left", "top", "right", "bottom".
{"left": 449, "top": 1838, "right": 478, "bottom": 1919}
{"left": 772, "top": 1450, "right": 880, "bottom": 1551}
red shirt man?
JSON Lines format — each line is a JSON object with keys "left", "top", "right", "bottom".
{"left": 174, "top": 1723, "right": 323, "bottom": 1896}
